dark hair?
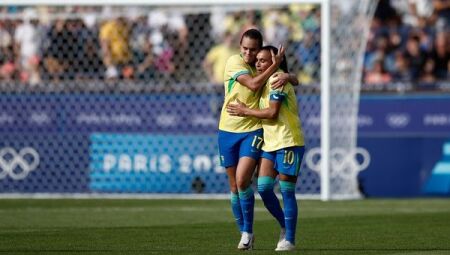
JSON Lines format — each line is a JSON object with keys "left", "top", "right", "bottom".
{"left": 240, "top": 29, "right": 263, "bottom": 49}
{"left": 260, "top": 45, "right": 289, "bottom": 73}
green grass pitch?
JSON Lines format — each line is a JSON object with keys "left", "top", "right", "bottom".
{"left": 0, "top": 198, "right": 449, "bottom": 254}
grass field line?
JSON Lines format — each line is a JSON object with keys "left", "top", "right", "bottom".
{"left": 1, "top": 204, "right": 449, "bottom": 214}
{"left": 0, "top": 205, "right": 270, "bottom": 213}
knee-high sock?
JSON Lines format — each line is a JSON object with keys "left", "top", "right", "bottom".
{"left": 238, "top": 186, "right": 255, "bottom": 234}
{"left": 257, "top": 176, "right": 285, "bottom": 228}
{"left": 230, "top": 192, "right": 244, "bottom": 232}
{"left": 280, "top": 181, "right": 297, "bottom": 244}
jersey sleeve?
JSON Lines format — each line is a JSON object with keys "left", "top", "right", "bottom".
{"left": 224, "top": 55, "right": 250, "bottom": 82}
{"left": 268, "top": 74, "right": 287, "bottom": 102}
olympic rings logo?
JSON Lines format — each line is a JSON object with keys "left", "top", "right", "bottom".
{"left": 386, "top": 113, "right": 410, "bottom": 128}
{"left": 0, "top": 147, "right": 40, "bottom": 180}
{"left": 305, "top": 147, "right": 370, "bottom": 179}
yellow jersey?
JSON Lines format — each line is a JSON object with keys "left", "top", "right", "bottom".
{"left": 99, "top": 20, "right": 131, "bottom": 64}
{"left": 205, "top": 45, "right": 238, "bottom": 84}
{"left": 260, "top": 72, "right": 305, "bottom": 151}
{"left": 219, "top": 54, "right": 262, "bottom": 132}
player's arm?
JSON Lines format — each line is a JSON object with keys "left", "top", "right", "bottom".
{"left": 236, "top": 46, "right": 285, "bottom": 92}
{"left": 226, "top": 97, "right": 282, "bottom": 120}
{"left": 270, "top": 72, "right": 299, "bottom": 88}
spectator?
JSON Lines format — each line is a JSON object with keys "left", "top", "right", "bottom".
{"left": 365, "top": 35, "right": 392, "bottom": 72}
{"left": 74, "top": 18, "right": 104, "bottom": 80}
{"left": 43, "top": 19, "right": 77, "bottom": 81}
{"left": 0, "top": 48, "right": 15, "bottom": 82}
{"left": 387, "top": 28, "right": 404, "bottom": 53}
{"left": 263, "top": 9, "right": 290, "bottom": 47}
{"left": 288, "top": 4, "right": 319, "bottom": 45}
{"left": 374, "top": 0, "right": 398, "bottom": 21}
{"left": 148, "top": 10, "right": 188, "bottom": 49}
{"left": 0, "top": 21, "right": 15, "bottom": 81}
{"left": 419, "top": 58, "right": 437, "bottom": 84}
{"left": 14, "top": 8, "right": 41, "bottom": 85}
{"left": 130, "top": 15, "right": 156, "bottom": 80}
{"left": 403, "top": 35, "right": 427, "bottom": 79}
{"left": 147, "top": 10, "right": 188, "bottom": 81}
{"left": 295, "top": 30, "right": 320, "bottom": 84}
{"left": 390, "top": 0, "right": 433, "bottom": 27}
{"left": 224, "top": 10, "right": 258, "bottom": 37}
{"left": 392, "top": 52, "right": 413, "bottom": 82}
{"left": 0, "top": 4, "right": 447, "bottom": 91}
{"left": 209, "top": 8, "right": 227, "bottom": 39}
{"left": 429, "top": 30, "right": 449, "bottom": 79}
{"left": 154, "top": 10, "right": 188, "bottom": 83}
{"left": 99, "top": 16, "right": 132, "bottom": 80}
{"left": 365, "top": 60, "right": 392, "bottom": 85}
{"left": 0, "top": 21, "right": 12, "bottom": 55}
{"left": 148, "top": 24, "right": 174, "bottom": 81}
{"left": 202, "top": 32, "right": 238, "bottom": 85}
{"left": 432, "top": 0, "right": 450, "bottom": 31}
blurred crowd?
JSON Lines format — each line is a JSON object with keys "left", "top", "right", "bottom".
{"left": 0, "top": 1, "right": 448, "bottom": 92}
{"left": 0, "top": 6, "right": 190, "bottom": 85}
{"left": 364, "top": 0, "right": 449, "bottom": 91}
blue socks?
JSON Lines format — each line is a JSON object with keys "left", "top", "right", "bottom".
{"left": 280, "top": 180, "right": 297, "bottom": 244}
{"left": 230, "top": 192, "right": 244, "bottom": 232}
{"left": 238, "top": 186, "right": 255, "bottom": 234}
{"left": 257, "top": 176, "right": 285, "bottom": 228}
{"left": 233, "top": 179, "right": 297, "bottom": 244}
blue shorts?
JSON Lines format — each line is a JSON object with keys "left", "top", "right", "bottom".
{"left": 261, "top": 146, "right": 305, "bottom": 176}
{"left": 218, "top": 129, "right": 263, "bottom": 168}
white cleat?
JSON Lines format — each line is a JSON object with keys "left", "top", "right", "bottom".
{"left": 237, "top": 232, "right": 254, "bottom": 250}
{"left": 275, "top": 240, "right": 295, "bottom": 251}
{"left": 276, "top": 228, "right": 286, "bottom": 249}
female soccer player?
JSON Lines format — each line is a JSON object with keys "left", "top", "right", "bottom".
{"left": 218, "top": 29, "right": 298, "bottom": 250}
{"left": 226, "top": 45, "right": 305, "bottom": 251}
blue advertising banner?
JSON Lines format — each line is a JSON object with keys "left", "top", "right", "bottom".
{"left": 357, "top": 137, "right": 447, "bottom": 197}
{"left": 358, "top": 96, "right": 450, "bottom": 135}
{"left": 0, "top": 94, "right": 218, "bottom": 134}
{"left": 422, "top": 141, "right": 450, "bottom": 195}
{"left": 89, "top": 133, "right": 228, "bottom": 193}
{"left": 0, "top": 134, "right": 89, "bottom": 193}
{"left": 0, "top": 95, "right": 59, "bottom": 133}
{"left": 1, "top": 94, "right": 449, "bottom": 135}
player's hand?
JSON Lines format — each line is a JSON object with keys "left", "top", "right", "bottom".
{"left": 270, "top": 72, "right": 289, "bottom": 89}
{"left": 271, "top": 45, "right": 285, "bottom": 67}
{"left": 226, "top": 99, "right": 247, "bottom": 117}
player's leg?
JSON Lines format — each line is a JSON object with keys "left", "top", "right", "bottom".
{"left": 235, "top": 129, "right": 263, "bottom": 250}
{"left": 257, "top": 155, "right": 285, "bottom": 230}
{"left": 235, "top": 156, "right": 257, "bottom": 250}
{"left": 218, "top": 130, "right": 243, "bottom": 232}
{"left": 277, "top": 176, "right": 297, "bottom": 251}
{"left": 226, "top": 166, "right": 244, "bottom": 232}
{"left": 275, "top": 146, "right": 305, "bottom": 251}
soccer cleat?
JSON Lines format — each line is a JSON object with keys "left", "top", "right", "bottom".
{"left": 237, "top": 232, "right": 254, "bottom": 250}
{"left": 276, "top": 228, "right": 286, "bottom": 249}
{"left": 275, "top": 240, "right": 295, "bottom": 251}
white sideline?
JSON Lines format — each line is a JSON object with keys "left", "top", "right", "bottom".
{"left": 0, "top": 193, "right": 325, "bottom": 200}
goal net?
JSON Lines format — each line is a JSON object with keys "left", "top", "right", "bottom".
{"left": 0, "top": 0, "right": 377, "bottom": 199}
